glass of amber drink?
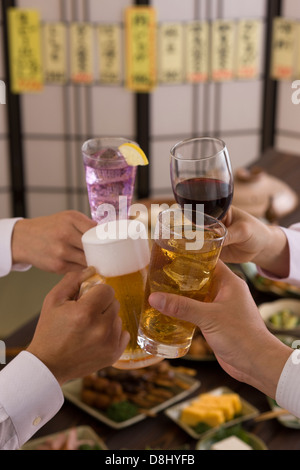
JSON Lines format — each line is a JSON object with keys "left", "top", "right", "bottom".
{"left": 137, "top": 208, "right": 227, "bottom": 359}
{"left": 81, "top": 219, "right": 162, "bottom": 370}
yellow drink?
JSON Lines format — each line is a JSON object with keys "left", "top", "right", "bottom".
{"left": 138, "top": 209, "right": 226, "bottom": 358}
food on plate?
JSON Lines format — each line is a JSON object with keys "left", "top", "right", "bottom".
{"left": 180, "top": 392, "right": 242, "bottom": 433}
{"left": 36, "top": 428, "right": 103, "bottom": 450}
{"left": 254, "top": 273, "right": 300, "bottom": 295}
{"left": 210, "top": 435, "right": 252, "bottom": 450}
{"left": 268, "top": 309, "right": 300, "bottom": 329}
{"left": 81, "top": 361, "right": 196, "bottom": 422}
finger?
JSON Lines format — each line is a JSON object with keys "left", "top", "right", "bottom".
{"left": 72, "top": 211, "right": 97, "bottom": 237}
{"left": 78, "top": 283, "right": 117, "bottom": 314}
{"left": 59, "top": 246, "right": 88, "bottom": 269}
{"left": 149, "top": 291, "right": 211, "bottom": 328}
{"left": 47, "top": 267, "right": 96, "bottom": 305}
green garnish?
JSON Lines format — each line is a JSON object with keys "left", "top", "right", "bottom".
{"left": 78, "top": 444, "right": 103, "bottom": 450}
{"left": 106, "top": 401, "right": 138, "bottom": 422}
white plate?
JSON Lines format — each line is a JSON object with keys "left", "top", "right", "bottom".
{"left": 63, "top": 373, "right": 201, "bottom": 430}
{"left": 165, "top": 386, "right": 259, "bottom": 440}
{"left": 259, "top": 298, "right": 300, "bottom": 336}
{"left": 21, "top": 426, "right": 107, "bottom": 450}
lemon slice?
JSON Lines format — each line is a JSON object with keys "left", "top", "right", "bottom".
{"left": 119, "top": 142, "right": 149, "bottom": 166}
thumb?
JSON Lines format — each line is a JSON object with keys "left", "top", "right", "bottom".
{"left": 148, "top": 291, "right": 213, "bottom": 329}
{"left": 46, "top": 266, "right": 96, "bottom": 305}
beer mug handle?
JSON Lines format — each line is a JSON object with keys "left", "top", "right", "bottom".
{"left": 79, "top": 272, "right": 106, "bottom": 298}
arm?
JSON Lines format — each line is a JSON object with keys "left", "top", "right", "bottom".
{"left": 0, "top": 218, "right": 31, "bottom": 277}
{"left": 0, "top": 267, "right": 129, "bottom": 449}
{"left": 221, "top": 206, "right": 291, "bottom": 279}
{"left": 11, "top": 211, "right": 96, "bottom": 274}
{"left": 148, "top": 262, "right": 292, "bottom": 401}
{"left": 0, "top": 352, "right": 63, "bottom": 450}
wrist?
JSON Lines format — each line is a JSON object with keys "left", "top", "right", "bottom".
{"left": 26, "top": 344, "right": 67, "bottom": 386}
{"left": 11, "top": 218, "right": 31, "bottom": 265}
{"left": 246, "top": 334, "right": 292, "bottom": 398}
{"left": 253, "top": 225, "right": 289, "bottom": 278}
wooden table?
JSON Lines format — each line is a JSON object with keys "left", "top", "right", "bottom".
{"left": 3, "top": 149, "right": 300, "bottom": 451}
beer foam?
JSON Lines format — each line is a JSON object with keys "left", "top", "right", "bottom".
{"left": 82, "top": 220, "right": 150, "bottom": 278}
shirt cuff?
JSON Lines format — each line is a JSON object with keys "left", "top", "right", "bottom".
{"left": 0, "top": 351, "right": 64, "bottom": 448}
{"left": 0, "top": 219, "right": 32, "bottom": 277}
{"left": 276, "top": 349, "right": 300, "bottom": 419}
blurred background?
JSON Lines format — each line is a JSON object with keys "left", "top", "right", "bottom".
{"left": 1, "top": 0, "right": 300, "bottom": 336}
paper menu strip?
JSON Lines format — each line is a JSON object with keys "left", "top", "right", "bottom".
{"left": 158, "top": 22, "right": 184, "bottom": 84}
{"left": 211, "top": 20, "right": 236, "bottom": 82}
{"left": 43, "top": 23, "right": 67, "bottom": 84}
{"left": 271, "top": 17, "right": 296, "bottom": 81}
{"left": 185, "top": 21, "right": 209, "bottom": 83}
{"left": 236, "top": 20, "right": 262, "bottom": 80}
{"left": 98, "top": 24, "right": 122, "bottom": 84}
{"left": 70, "top": 23, "right": 94, "bottom": 84}
{"left": 125, "top": 6, "right": 157, "bottom": 92}
{"left": 8, "top": 8, "right": 44, "bottom": 93}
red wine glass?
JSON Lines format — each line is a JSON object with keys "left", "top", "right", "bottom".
{"left": 170, "top": 137, "right": 234, "bottom": 220}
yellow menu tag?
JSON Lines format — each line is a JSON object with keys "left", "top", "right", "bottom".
{"left": 43, "top": 23, "right": 67, "bottom": 84}
{"left": 212, "top": 20, "right": 235, "bottom": 81}
{"left": 237, "top": 20, "right": 262, "bottom": 80}
{"left": 8, "top": 8, "right": 43, "bottom": 93}
{"left": 186, "top": 21, "right": 209, "bottom": 83}
{"left": 125, "top": 6, "right": 157, "bottom": 92}
{"left": 159, "top": 23, "right": 184, "bottom": 84}
{"left": 70, "top": 23, "right": 94, "bottom": 84}
{"left": 295, "top": 23, "right": 300, "bottom": 79}
{"left": 271, "top": 18, "right": 296, "bottom": 80}
{"left": 98, "top": 24, "right": 122, "bottom": 84}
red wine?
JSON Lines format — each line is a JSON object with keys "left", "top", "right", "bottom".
{"left": 174, "top": 177, "right": 233, "bottom": 220}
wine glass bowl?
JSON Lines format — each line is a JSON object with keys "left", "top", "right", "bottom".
{"left": 170, "top": 137, "right": 234, "bottom": 220}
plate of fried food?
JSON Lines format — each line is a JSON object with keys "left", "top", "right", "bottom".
{"left": 62, "top": 361, "right": 201, "bottom": 429}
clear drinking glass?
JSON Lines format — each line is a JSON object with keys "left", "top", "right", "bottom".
{"left": 170, "top": 137, "right": 234, "bottom": 220}
{"left": 81, "top": 219, "right": 162, "bottom": 370}
{"left": 137, "top": 208, "right": 227, "bottom": 359}
{"left": 82, "top": 137, "right": 138, "bottom": 224}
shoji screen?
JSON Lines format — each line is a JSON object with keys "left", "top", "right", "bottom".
{"left": 150, "top": 0, "right": 268, "bottom": 198}
{"left": 16, "top": 0, "right": 134, "bottom": 218}
{"left": 275, "top": 0, "right": 300, "bottom": 156}
{"left": 1, "top": 0, "right": 268, "bottom": 218}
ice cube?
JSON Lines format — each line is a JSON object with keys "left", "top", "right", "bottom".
{"left": 163, "top": 257, "right": 210, "bottom": 292}
{"left": 99, "top": 148, "right": 119, "bottom": 160}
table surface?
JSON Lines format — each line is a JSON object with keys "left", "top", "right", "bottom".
{"left": 3, "top": 148, "right": 300, "bottom": 451}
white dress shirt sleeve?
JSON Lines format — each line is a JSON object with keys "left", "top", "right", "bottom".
{"left": 0, "top": 219, "right": 32, "bottom": 277}
{"left": 276, "top": 349, "right": 300, "bottom": 419}
{"left": 0, "top": 351, "right": 64, "bottom": 450}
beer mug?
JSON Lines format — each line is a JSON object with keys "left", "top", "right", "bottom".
{"left": 137, "top": 208, "right": 227, "bottom": 359}
{"left": 81, "top": 219, "right": 162, "bottom": 370}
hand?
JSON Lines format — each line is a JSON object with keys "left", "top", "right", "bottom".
{"left": 221, "top": 206, "right": 289, "bottom": 278}
{"left": 26, "top": 267, "right": 130, "bottom": 385}
{"left": 12, "top": 211, "right": 96, "bottom": 274}
{"left": 148, "top": 262, "right": 292, "bottom": 398}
